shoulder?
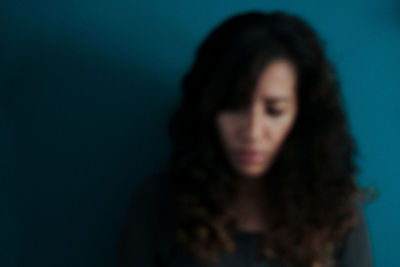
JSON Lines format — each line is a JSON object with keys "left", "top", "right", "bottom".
{"left": 126, "top": 170, "right": 174, "bottom": 217}
{"left": 130, "top": 170, "right": 172, "bottom": 199}
{"left": 335, "top": 194, "right": 373, "bottom": 266}
{"left": 117, "top": 170, "right": 177, "bottom": 266}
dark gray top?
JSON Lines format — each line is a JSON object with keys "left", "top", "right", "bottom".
{"left": 117, "top": 172, "right": 373, "bottom": 267}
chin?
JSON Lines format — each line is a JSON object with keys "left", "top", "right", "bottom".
{"left": 235, "top": 165, "right": 268, "bottom": 179}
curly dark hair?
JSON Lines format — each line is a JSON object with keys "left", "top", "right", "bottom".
{"left": 165, "top": 10, "right": 374, "bottom": 267}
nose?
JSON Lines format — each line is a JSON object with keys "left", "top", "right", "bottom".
{"left": 242, "top": 107, "right": 264, "bottom": 141}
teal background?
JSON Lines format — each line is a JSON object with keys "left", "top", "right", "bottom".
{"left": 1, "top": 0, "right": 399, "bottom": 266}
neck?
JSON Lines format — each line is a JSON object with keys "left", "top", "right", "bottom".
{"left": 231, "top": 176, "right": 266, "bottom": 232}
{"left": 235, "top": 176, "right": 264, "bottom": 198}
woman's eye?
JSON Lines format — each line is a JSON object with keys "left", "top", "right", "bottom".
{"left": 267, "top": 108, "right": 283, "bottom": 116}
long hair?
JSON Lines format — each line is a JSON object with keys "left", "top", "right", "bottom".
{"left": 165, "top": 11, "right": 372, "bottom": 267}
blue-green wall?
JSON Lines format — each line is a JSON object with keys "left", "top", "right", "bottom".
{"left": 1, "top": 1, "right": 399, "bottom": 266}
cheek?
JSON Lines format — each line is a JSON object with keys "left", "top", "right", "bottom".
{"left": 219, "top": 122, "right": 234, "bottom": 144}
{"left": 217, "top": 117, "right": 237, "bottom": 147}
{"left": 216, "top": 117, "right": 228, "bottom": 141}
{"left": 271, "top": 118, "right": 295, "bottom": 146}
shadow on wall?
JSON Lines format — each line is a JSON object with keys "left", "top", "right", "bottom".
{"left": 3, "top": 22, "right": 175, "bottom": 267}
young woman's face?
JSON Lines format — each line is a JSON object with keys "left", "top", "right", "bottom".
{"left": 216, "top": 59, "right": 298, "bottom": 179}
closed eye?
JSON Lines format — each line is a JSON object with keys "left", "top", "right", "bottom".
{"left": 267, "top": 108, "right": 283, "bottom": 116}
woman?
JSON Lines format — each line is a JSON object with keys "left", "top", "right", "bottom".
{"left": 117, "top": 11, "right": 374, "bottom": 267}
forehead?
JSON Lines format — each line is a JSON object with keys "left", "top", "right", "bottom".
{"left": 253, "top": 59, "right": 297, "bottom": 99}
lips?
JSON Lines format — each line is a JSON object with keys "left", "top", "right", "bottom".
{"left": 236, "top": 149, "right": 264, "bottom": 163}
